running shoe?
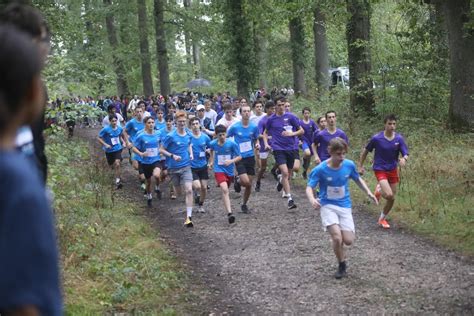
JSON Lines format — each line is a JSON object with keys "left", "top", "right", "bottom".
{"left": 374, "top": 183, "right": 381, "bottom": 202}
{"left": 140, "top": 183, "right": 146, "bottom": 191}
{"left": 116, "top": 179, "right": 123, "bottom": 189}
{"left": 197, "top": 206, "right": 206, "bottom": 213}
{"left": 335, "top": 261, "right": 347, "bottom": 279}
{"left": 184, "top": 216, "right": 194, "bottom": 227}
{"left": 378, "top": 218, "right": 390, "bottom": 229}
{"left": 241, "top": 204, "right": 250, "bottom": 214}
{"left": 170, "top": 190, "right": 177, "bottom": 200}
{"left": 276, "top": 174, "right": 283, "bottom": 192}
{"left": 228, "top": 213, "right": 236, "bottom": 224}
{"left": 255, "top": 181, "right": 261, "bottom": 192}
{"left": 234, "top": 176, "right": 241, "bottom": 193}
{"left": 287, "top": 199, "right": 297, "bottom": 210}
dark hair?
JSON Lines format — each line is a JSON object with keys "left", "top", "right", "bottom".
{"left": 384, "top": 114, "right": 397, "bottom": 123}
{"left": 253, "top": 99, "right": 263, "bottom": 108}
{"left": 223, "top": 102, "right": 233, "bottom": 112}
{"left": 316, "top": 116, "right": 325, "bottom": 125}
{"left": 108, "top": 114, "right": 118, "bottom": 121}
{"left": 137, "top": 100, "right": 146, "bottom": 108}
{"left": 165, "top": 114, "right": 174, "bottom": 122}
{"left": 328, "top": 137, "right": 348, "bottom": 154}
{"left": 325, "top": 110, "right": 336, "bottom": 118}
{"left": 302, "top": 107, "right": 311, "bottom": 114}
{"left": 189, "top": 117, "right": 200, "bottom": 125}
{"left": 264, "top": 100, "right": 275, "bottom": 110}
{"left": 144, "top": 116, "right": 154, "bottom": 124}
{"left": 274, "top": 95, "right": 287, "bottom": 103}
{"left": 215, "top": 124, "right": 227, "bottom": 135}
{"left": 107, "top": 104, "right": 115, "bottom": 112}
{"left": 0, "top": 3, "right": 50, "bottom": 40}
{"left": 0, "top": 25, "right": 42, "bottom": 132}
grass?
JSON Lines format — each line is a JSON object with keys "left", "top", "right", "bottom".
{"left": 291, "top": 91, "right": 474, "bottom": 256}
{"left": 47, "top": 133, "right": 190, "bottom": 314}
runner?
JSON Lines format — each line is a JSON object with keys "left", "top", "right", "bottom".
{"left": 300, "top": 107, "right": 318, "bottom": 179}
{"left": 358, "top": 114, "right": 409, "bottom": 229}
{"left": 154, "top": 106, "right": 166, "bottom": 131}
{"left": 102, "top": 104, "right": 125, "bottom": 127}
{"left": 227, "top": 104, "right": 260, "bottom": 213}
{"left": 284, "top": 100, "right": 301, "bottom": 177}
{"left": 204, "top": 99, "right": 218, "bottom": 124}
{"left": 306, "top": 137, "right": 378, "bottom": 279}
{"left": 312, "top": 110, "right": 349, "bottom": 164}
{"left": 133, "top": 116, "right": 163, "bottom": 207}
{"left": 208, "top": 125, "right": 242, "bottom": 224}
{"left": 160, "top": 111, "right": 195, "bottom": 227}
{"left": 263, "top": 96, "right": 304, "bottom": 209}
{"left": 189, "top": 117, "right": 212, "bottom": 213}
{"left": 196, "top": 104, "right": 215, "bottom": 137}
{"left": 255, "top": 100, "right": 275, "bottom": 192}
{"left": 250, "top": 99, "right": 266, "bottom": 173}
{"left": 158, "top": 114, "right": 177, "bottom": 199}
{"left": 98, "top": 114, "right": 128, "bottom": 188}
{"left": 216, "top": 102, "right": 240, "bottom": 128}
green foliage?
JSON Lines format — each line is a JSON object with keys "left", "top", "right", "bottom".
{"left": 47, "top": 136, "right": 189, "bottom": 313}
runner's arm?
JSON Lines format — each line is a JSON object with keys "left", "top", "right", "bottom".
{"left": 305, "top": 186, "right": 320, "bottom": 210}
{"left": 208, "top": 149, "right": 214, "bottom": 169}
{"left": 97, "top": 137, "right": 111, "bottom": 149}
{"left": 358, "top": 148, "right": 369, "bottom": 175}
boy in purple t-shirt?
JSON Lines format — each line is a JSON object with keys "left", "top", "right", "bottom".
{"left": 312, "top": 110, "right": 349, "bottom": 164}
{"left": 358, "top": 114, "right": 409, "bottom": 229}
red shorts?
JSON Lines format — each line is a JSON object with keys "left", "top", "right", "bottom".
{"left": 215, "top": 172, "right": 234, "bottom": 186}
{"left": 374, "top": 168, "right": 399, "bottom": 184}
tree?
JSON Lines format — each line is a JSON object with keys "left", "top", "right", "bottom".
{"left": 288, "top": 7, "right": 307, "bottom": 96}
{"left": 137, "top": 0, "right": 154, "bottom": 96}
{"left": 103, "top": 0, "right": 129, "bottom": 96}
{"left": 346, "top": 0, "right": 374, "bottom": 114}
{"left": 154, "top": 0, "right": 170, "bottom": 96}
{"left": 440, "top": 0, "right": 474, "bottom": 128}
{"left": 313, "top": 4, "right": 329, "bottom": 94}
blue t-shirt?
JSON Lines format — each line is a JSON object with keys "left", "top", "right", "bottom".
{"left": 155, "top": 119, "right": 166, "bottom": 131}
{"left": 313, "top": 128, "right": 349, "bottom": 161}
{"left": 191, "top": 133, "right": 211, "bottom": 169}
{"left": 0, "top": 152, "right": 62, "bottom": 315}
{"left": 209, "top": 139, "right": 241, "bottom": 176}
{"left": 265, "top": 112, "right": 301, "bottom": 151}
{"left": 226, "top": 121, "right": 259, "bottom": 158}
{"left": 307, "top": 159, "right": 360, "bottom": 208}
{"left": 162, "top": 130, "right": 192, "bottom": 169}
{"left": 134, "top": 130, "right": 161, "bottom": 164}
{"left": 365, "top": 131, "right": 409, "bottom": 171}
{"left": 125, "top": 118, "right": 145, "bottom": 143}
{"left": 98, "top": 125, "right": 123, "bottom": 153}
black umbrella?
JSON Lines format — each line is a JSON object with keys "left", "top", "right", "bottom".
{"left": 186, "top": 78, "right": 211, "bottom": 89}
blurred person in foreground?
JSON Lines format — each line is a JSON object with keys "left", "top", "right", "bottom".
{"left": 0, "top": 25, "right": 62, "bottom": 315}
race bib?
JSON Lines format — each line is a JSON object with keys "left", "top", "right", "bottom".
{"left": 217, "top": 154, "right": 231, "bottom": 165}
{"left": 199, "top": 151, "right": 206, "bottom": 158}
{"left": 110, "top": 137, "right": 120, "bottom": 145}
{"left": 239, "top": 141, "right": 252, "bottom": 153}
{"left": 284, "top": 125, "right": 293, "bottom": 132}
{"left": 327, "top": 186, "right": 345, "bottom": 200}
{"left": 146, "top": 148, "right": 158, "bottom": 157}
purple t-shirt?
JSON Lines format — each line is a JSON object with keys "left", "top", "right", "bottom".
{"left": 265, "top": 113, "right": 301, "bottom": 151}
{"left": 300, "top": 119, "right": 318, "bottom": 145}
{"left": 365, "top": 131, "right": 409, "bottom": 171}
{"left": 313, "top": 128, "right": 349, "bottom": 161}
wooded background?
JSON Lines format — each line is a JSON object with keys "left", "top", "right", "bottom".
{"left": 1, "top": 0, "right": 473, "bottom": 129}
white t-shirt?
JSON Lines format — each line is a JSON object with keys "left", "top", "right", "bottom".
{"left": 102, "top": 113, "right": 124, "bottom": 127}
{"left": 250, "top": 113, "right": 266, "bottom": 126}
{"left": 204, "top": 109, "right": 218, "bottom": 124}
{"left": 216, "top": 116, "right": 240, "bottom": 129}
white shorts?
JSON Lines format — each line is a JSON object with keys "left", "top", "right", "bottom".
{"left": 259, "top": 151, "right": 269, "bottom": 159}
{"left": 320, "top": 204, "right": 355, "bottom": 232}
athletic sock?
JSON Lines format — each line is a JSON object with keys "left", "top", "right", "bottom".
{"left": 147, "top": 193, "right": 152, "bottom": 199}
{"left": 287, "top": 193, "right": 292, "bottom": 200}
{"left": 186, "top": 207, "right": 193, "bottom": 217}
{"left": 379, "top": 212, "right": 385, "bottom": 220}
{"left": 115, "top": 177, "right": 120, "bottom": 184}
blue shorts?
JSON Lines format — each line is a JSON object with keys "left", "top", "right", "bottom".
{"left": 302, "top": 141, "right": 313, "bottom": 155}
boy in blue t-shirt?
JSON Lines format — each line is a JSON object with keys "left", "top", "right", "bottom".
{"left": 98, "top": 114, "right": 129, "bottom": 188}
{"left": 306, "top": 137, "right": 378, "bottom": 279}
{"left": 209, "top": 124, "right": 242, "bottom": 224}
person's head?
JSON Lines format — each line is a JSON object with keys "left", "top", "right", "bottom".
{"left": 302, "top": 107, "right": 311, "bottom": 120}
{"left": 240, "top": 104, "right": 252, "bottom": 121}
{"left": 108, "top": 114, "right": 118, "bottom": 128}
{"left": 325, "top": 110, "right": 337, "bottom": 127}
{"left": 144, "top": 116, "right": 155, "bottom": 131}
{"left": 223, "top": 102, "right": 233, "bottom": 119}
{"left": 167, "top": 102, "right": 176, "bottom": 115}
{"left": 328, "top": 137, "right": 348, "bottom": 162}
{"left": 204, "top": 100, "right": 212, "bottom": 111}
{"left": 215, "top": 124, "right": 227, "bottom": 142}
{"left": 274, "top": 96, "right": 286, "bottom": 115}
{"left": 156, "top": 107, "right": 164, "bottom": 120}
{"left": 253, "top": 99, "right": 263, "bottom": 115}
{"left": 196, "top": 104, "right": 205, "bottom": 118}
{"left": 233, "top": 98, "right": 241, "bottom": 110}
{"left": 239, "top": 98, "right": 248, "bottom": 107}
{"left": 265, "top": 100, "right": 275, "bottom": 115}
{"left": 316, "top": 116, "right": 327, "bottom": 130}
{"left": 134, "top": 106, "right": 143, "bottom": 120}
{"left": 175, "top": 110, "right": 187, "bottom": 130}
{"left": 165, "top": 114, "right": 174, "bottom": 128}
{"left": 137, "top": 100, "right": 146, "bottom": 110}
{"left": 284, "top": 101, "right": 291, "bottom": 113}
{"left": 189, "top": 117, "right": 201, "bottom": 132}
{"left": 0, "top": 25, "right": 44, "bottom": 137}
{"left": 107, "top": 104, "right": 116, "bottom": 114}
{"left": 0, "top": 3, "right": 51, "bottom": 64}
{"left": 152, "top": 102, "right": 160, "bottom": 112}
{"left": 384, "top": 114, "right": 397, "bottom": 132}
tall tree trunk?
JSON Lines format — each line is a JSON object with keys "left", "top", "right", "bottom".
{"left": 254, "top": 22, "right": 268, "bottom": 90}
{"left": 289, "top": 15, "right": 307, "bottom": 96}
{"left": 103, "top": 0, "right": 129, "bottom": 96}
{"left": 183, "top": 0, "right": 192, "bottom": 66}
{"left": 313, "top": 6, "right": 329, "bottom": 94}
{"left": 154, "top": 0, "right": 170, "bottom": 96}
{"left": 137, "top": 0, "right": 154, "bottom": 96}
{"left": 441, "top": 0, "right": 474, "bottom": 129}
{"left": 192, "top": 42, "right": 201, "bottom": 78}
{"left": 346, "top": 0, "right": 374, "bottom": 114}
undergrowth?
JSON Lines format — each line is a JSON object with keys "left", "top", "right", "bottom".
{"left": 47, "top": 133, "right": 188, "bottom": 314}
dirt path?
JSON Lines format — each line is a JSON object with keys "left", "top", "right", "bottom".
{"left": 79, "top": 127, "right": 473, "bottom": 314}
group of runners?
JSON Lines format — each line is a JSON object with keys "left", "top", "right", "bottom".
{"left": 98, "top": 94, "right": 410, "bottom": 278}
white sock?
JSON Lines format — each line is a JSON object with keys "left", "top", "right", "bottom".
{"left": 187, "top": 207, "right": 193, "bottom": 218}
{"left": 287, "top": 193, "right": 292, "bottom": 200}
{"left": 115, "top": 177, "right": 120, "bottom": 183}
{"left": 379, "top": 212, "right": 385, "bottom": 220}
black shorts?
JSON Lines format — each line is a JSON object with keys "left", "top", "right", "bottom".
{"left": 191, "top": 166, "right": 209, "bottom": 181}
{"left": 273, "top": 150, "right": 298, "bottom": 169}
{"left": 140, "top": 161, "right": 164, "bottom": 179}
{"left": 105, "top": 149, "right": 122, "bottom": 166}
{"left": 236, "top": 156, "right": 256, "bottom": 176}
